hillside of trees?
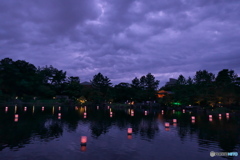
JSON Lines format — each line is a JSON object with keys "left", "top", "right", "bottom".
{"left": 0, "top": 58, "right": 240, "bottom": 107}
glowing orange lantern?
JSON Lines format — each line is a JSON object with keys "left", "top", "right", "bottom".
{"left": 5, "top": 107, "right": 8, "bottom": 112}
{"left": 183, "top": 109, "right": 185, "bottom": 113}
{"left": 165, "top": 122, "right": 170, "bottom": 128}
{"left": 42, "top": 106, "right": 44, "bottom": 111}
{"left": 81, "top": 136, "right": 87, "bottom": 145}
{"left": 161, "top": 110, "right": 164, "bottom": 114}
{"left": 97, "top": 106, "right": 99, "bottom": 110}
{"left": 191, "top": 119, "right": 195, "bottom": 123}
{"left": 209, "top": 115, "right": 212, "bottom": 118}
{"left": 209, "top": 118, "right": 212, "bottom": 122}
{"left": 173, "top": 119, "right": 177, "bottom": 123}
{"left": 127, "top": 128, "right": 132, "bottom": 134}
{"left": 191, "top": 116, "right": 195, "bottom": 120}
{"left": 15, "top": 114, "right": 19, "bottom": 118}
{"left": 84, "top": 112, "right": 87, "bottom": 116}
{"left": 24, "top": 107, "right": 27, "bottom": 111}
{"left": 58, "top": 106, "right": 61, "bottom": 110}
{"left": 226, "top": 113, "right": 229, "bottom": 116}
{"left": 145, "top": 111, "right": 147, "bottom": 115}
{"left": 75, "top": 106, "right": 78, "bottom": 110}
{"left": 219, "top": 114, "right": 221, "bottom": 117}
{"left": 58, "top": 113, "right": 61, "bottom": 116}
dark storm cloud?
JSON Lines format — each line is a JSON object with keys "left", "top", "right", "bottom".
{"left": 0, "top": 0, "right": 240, "bottom": 86}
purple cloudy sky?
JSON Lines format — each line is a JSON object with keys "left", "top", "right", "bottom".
{"left": 0, "top": 0, "right": 240, "bottom": 86}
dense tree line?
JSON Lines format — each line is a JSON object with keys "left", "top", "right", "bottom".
{"left": 1, "top": 58, "right": 239, "bottom": 107}
{"left": 161, "top": 69, "right": 240, "bottom": 107}
{"left": 0, "top": 58, "right": 159, "bottom": 103}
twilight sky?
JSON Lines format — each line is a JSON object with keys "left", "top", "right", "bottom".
{"left": 0, "top": 0, "right": 240, "bottom": 86}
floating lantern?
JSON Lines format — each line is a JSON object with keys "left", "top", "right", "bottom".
{"left": 97, "top": 106, "right": 99, "bottom": 110}
{"left": 84, "top": 112, "right": 87, "bottom": 116}
{"left": 58, "top": 106, "right": 61, "bottom": 111}
{"left": 183, "top": 109, "right": 185, "bottom": 113}
{"left": 14, "top": 114, "right": 19, "bottom": 122}
{"left": 219, "top": 114, "right": 222, "bottom": 117}
{"left": 165, "top": 122, "right": 170, "bottom": 128}
{"left": 5, "top": 107, "right": 8, "bottom": 112}
{"left": 161, "top": 110, "right": 164, "bottom": 114}
{"left": 173, "top": 119, "right": 177, "bottom": 123}
{"left": 127, "top": 128, "right": 132, "bottom": 134}
{"left": 58, "top": 113, "right": 61, "bottom": 116}
{"left": 24, "top": 107, "right": 27, "bottom": 111}
{"left": 226, "top": 113, "right": 229, "bottom": 116}
{"left": 81, "top": 136, "right": 87, "bottom": 145}
{"left": 191, "top": 116, "right": 195, "bottom": 120}
{"left": 42, "top": 106, "right": 44, "bottom": 111}
{"left": 145, "top": 111, "right": 147, "bottom": 116}
{"left": 209, "top": 115, "right": 212, "bottom": 118}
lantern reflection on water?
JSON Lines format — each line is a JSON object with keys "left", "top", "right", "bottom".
{"left": 127, "top": 134, "right": 132, "bottom": 139}
{"left": 191, "top": 119, "right": 195, "bottom": 124}
{"left": 165, "top": 128, "right": 170, "bottom": 131}
{"left": 209, "top": 118, "right": 212, "bottom": 122}
{"left": 80, "top": 146, "right": 87, "bottom": 152}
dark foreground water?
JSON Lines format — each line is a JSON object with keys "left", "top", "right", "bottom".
{"left": 0, "top": 105, "right": 239, "bottom": 160}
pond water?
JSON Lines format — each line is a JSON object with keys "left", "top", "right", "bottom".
{"left": 0, "top": 105, "right": 239, "bottom": 160}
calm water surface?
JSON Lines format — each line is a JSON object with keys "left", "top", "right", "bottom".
{"left": 0, "top": 106, "right": 239, "bottom": 160}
